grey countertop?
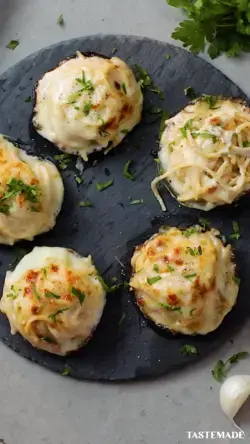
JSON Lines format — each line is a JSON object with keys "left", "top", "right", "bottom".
{"left": 0, "top": 1, "right": 250, "bottom": 443}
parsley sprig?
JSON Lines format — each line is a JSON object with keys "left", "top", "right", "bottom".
{"left": 166, "top": 0, "right": 250, "bottom": 59}
{"left": 212, "top": 352, "right": 249, "bottom": 382}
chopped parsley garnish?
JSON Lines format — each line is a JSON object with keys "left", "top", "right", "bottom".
{"left": 124, "top": 160, "right": 134, "bottom": 181}
{"left": 96, "top": 275, "right": 123, "bottom": 293}
{"left": 167, "top": 264, "right": 175, "bottom": 272}
{"left": 183, "top": 225, "right": 201, "bottom": 238}
{"left": 212, "top": 352, "right": 249, "bottom": 383}
{"left": 180, "top": 344, "right": 198, "bottom": 355}
{"left": 57, "top": 14, "right": 64, "bottom": 26}
{"left": 164, "top": 54, "right": 170, "bottom": 59}
{"left": 118, "top": 312, "right": 126, "bottom": 327}
{"left": 76, "top": 71, "right": 94, "bottom": 92}
{"left": 180, "top": 119, "right": 194, "bottom": 137}
{"left": 71, "top": 287, "right": 85, "bottom": 305}
{"left": 54, "top": 153, "right": 72, "bottom": 170}
{"left": 183, "top": 273, "right": 197, "bottom": 280}
{"left": 153, "top": 264, "right": 159, "bottom": 273}
{"left": 186, "top": 246, "right": 202, "bottom": 256}
{"left": 6, "top": 40, "right": 19, "bottom": 50}
{"left": 184, "top": 87, "right": 197, "bottom": 100}
{"left": 31, "top": 284, "right": 40, "bottom": 301}
{"left": 75, "top": 176, "right": 83, "bottom": 185}
{"left": 83, "top": 101, "right": 92, "bottom": 116}
{"left": 189, "top": 308, "right": 196, "bottom": 316}
{"left": 96, "top": 180, "right": 113, "bottom": 191}
{"left": 129, "top": 199, "right": 143, "bottom": 205}
{"left": 133, "top": 64, "right": 164, "bottom": 99}
{"left": 45, "top": 291, "right": 60, "bottom": 299}
{"left": 147, "top": 276, "right": 161, "bottom": 285}
{"left": 233, "top": 276, "right": 240, "bottom": 286}
{"left": 111, "top": 47, "right": 117, "bottom": 55}
{"left": 0, "top": 178, "right": 39, "bottom": 213}
{"left": 24, "top": 96, "right": 32, "bottom": 103}
{"left": 191, "top": 131, "right": 218, "bottom": 143}
{"left": 202, "top": 95, "right": 219, "bottom": 109}
{"left": 49, "top": 308, "right": 69, "bottom": 323}
{"left": 79, "top": 200, "right": 93, "bottom": 207}
{"left": 198, "top": 218, "right": 210, "bottom": 230}
{"left": 229, "top": 221, "right": 240, "bottom": 240}
{"left": 159, "top": 302, "right": 181, "bottom": 311}
{"left": 61, "top": 365, "right": 71, "bottom": 376}
{"left": 41, "top": 268, "right": 47, "bottom": 278}
{"left": 243, "top": 141, "right": 250, "bottom": 147}
{"left": 6, "top": 285, "right": 18, "bottom": 300}
{"left": 159, "top": 111, "right": 169, "bottom": 139}
{"left": 121, "top": 83, "right": 127, "bottom": 95}
{"left": 148, "top": 106, "right": 162, "bottom": 115}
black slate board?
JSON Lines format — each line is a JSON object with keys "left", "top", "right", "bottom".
{"left": 0, "top": 35, "right": 250, "bottom": 381}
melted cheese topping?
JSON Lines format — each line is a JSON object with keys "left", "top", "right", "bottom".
{"left": 129, "top": 226, "right": 238, "bottom": 335}
{"left": 0, "top": 247, "right": 106, "bottom": 355}
{"left": 0, "top": 136, "right": 63, "bottom": 245}
{"left": 152, "top": 98, "right": 250, "bottom": 211}
{"left": 33, "top": 52, "right": 143, "bottom": 159}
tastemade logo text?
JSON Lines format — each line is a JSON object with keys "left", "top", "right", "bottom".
{"left": 187, "top": 431, "right": 245, "bottom": 439}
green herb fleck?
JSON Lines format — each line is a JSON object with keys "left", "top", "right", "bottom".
{"left": 181, "top": 344, "right": 198, "bottom": 355}
{"left": 129, "top": 199, "right": 143, "bottom": 205}
{"left": 111, "top": 48, "right": 117, "bottom": 55}
{"left": 124, "top": 160, "right": 134, "bottom": 181}
{"left": 133, "top": 64, "right": 164, "bottom": 98}
{"left": 212, "top": 352, "right": 248, "bottom": 383}
{"left": 31, "top": 284, "right": 40, "bottom": 301}
{"left": 71, "top": 287, "right": 85, "bottom": 305}
{"left": 186, "top": 246, "right": 202, "bottom": 256}
{"left": 229, "top": 221, "right": 240, "bottom": 240}
{"left": 233, "top": 276, "right": 240, "bottom": 286}
{"left": 199, "top": 218, "right": 210, "bottom": 230}
{"left": 45, "top": 291, "right": 60, "bottom": 300}
{"left": 96, "top": 180, "right": 113, "bottom": 191}
{"left": 190, "top": 308, "right": 196, "bottom": 316}
{"left": 183, "top": 273, "right": 197, "bottom": 280}
{"left": 183, "top": 225, "right": 201, "bottom": 238}
{"left": 153, "top": 264, "right": 159, "bottom": 273}
{"left": 57, "top": 14, "right": 64, "bottom": 26}
{"left": 6, "top": 285, "right": 18, "bottom": 300}
{"left": 243, "top": 141, "right": 250, "bottom": 147}
{"left": 41, "top": 268, "right": 47, "bottom": 278}
{"left": 6, "top": 40, "right": 19, "bottom": 50}
{"left": 24, "top": 96, "right": 32, "bottom": 103}
{"left": 167, "top": 264, "right": 175, "bottom": 272}
{"left": 61, "top": 366, "right": 71, "bottom": 376}
{"left": 159, "top": 302, "right": 181, "bottom": 311}
{"left": 83, "top": 101, "right": 92, "bottom": 116}
{"left": 49, "top": 308, "right": 69, "bottom": 323}
{"left": 184, "top": 87, "right": 197, "bottom": 99}
{"left": 79, "top": 200, "right": 93, "bottom": 207}
{"left": 76, "top": 71, "right": 94, "bottom": 92}
{"left": 191, "top": 131, "right": 218, "bottom": 143}
{"left": 121, "top": 83, "right": 127, "bottom": 95}
{"left": 164, "top": 54, "right": 170, "bottom": 59}
{"left": 148, "top": 106, "right": 162, "bottom": 115}
{"left": 75, "top": 176, "right": 83, "bottom": 185}
{"left": 180, "top": 119, "right": 194, "bottom": 138}
{"left": 147, "top": 276, "right": 161, "bottom": 285}
{"left": 203, "top": 95, "right": 219, "bottom": 109}
{"left": 4, "top": 178, "right": 39, "bottom": 204}
{"left": 118, "top": 312, "right": 126, "bottom": 327}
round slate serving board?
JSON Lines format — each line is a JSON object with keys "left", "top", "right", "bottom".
{"left": 0, "top": 35, "right": 250, "bottom": 381}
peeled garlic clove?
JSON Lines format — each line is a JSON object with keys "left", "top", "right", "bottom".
{"left": 220, "top": 375, "right": 250, "bottom": 430}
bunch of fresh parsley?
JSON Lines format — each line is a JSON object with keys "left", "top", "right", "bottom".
{"left": 166, "top": 0, "right": 250, "bottom": 59}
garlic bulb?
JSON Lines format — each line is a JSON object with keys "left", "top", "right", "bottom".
{"left": 220, "top": 375, "right": 250, "bottom": 431}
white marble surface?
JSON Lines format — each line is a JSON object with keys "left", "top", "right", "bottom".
{"left": 0, "top": 1, "right": 250, "bottom": 443}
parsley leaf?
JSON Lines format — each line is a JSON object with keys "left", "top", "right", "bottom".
{"left": 147, "top": 276, "right": 161, "bottom": 285}
{"left": 202, "top": 95, "right": 219, "bottom": 109}
{"left": 83, "top": 101, "right": 92, "bottom": 116}
{"left": 212, "top": 352, "right": 249, "bottom": 382}
{"left": 198, "top": 218, "right": 210, "bottom": 230}
{"left": 183, "top": 273, "right": 197, "bottom": 280}
{"left": 183, "top": 225, "right": 202, "bottom": 237}
{"left": 153, "top": 264, "right": 159, "bottom": 273}
{"left": 133, "top": 64, "right": 164, "bottom": 99}
{"left": 121, "top": 83, "right": 127, "bottom": 95}
{"left": 79, "top": 200, "right": 93, "bottom": 207}
{"left": 129, "top": 199, "right": 143, "bottom": 205}
{"left": 6, "top": 40, "right": 19, "bottom": 50}
{"left": 5, "top": 178, "right": 39, "bottom": 204}
{"left": 159, "top": 302, "right": 181, "bottom": 311}
{"left": 124, "top": 160, "right": 134, "bottom": 181}
{"left": 186, "top": 246, "right": 202, "bottom": 256}
{"left": 96, "top": 180, "right": 113, "bottom": 191}
{"left": 24, "top": 96, "right": 32, "bottom": 103}
{"left": 71, "top": 287, "right": 85, "bottom": 305}
{"left": 243, "top": 141, "right": 250, "bottom": 147}
{"left": 61, "top": 365, "right": 71, "bottom": 376}
{"left": 49, "top": 308, "right": 69, "bottom": 323}
{"left": 180, "top": 119, "right": 194, "bottom": 137}
{"left": 76, "top": 71, "right": 94, "bottom": 92}
{"left": 229, "top": 220, "right": 241, "bottom": 240}
{"left": 45, "top": 291, "right": 60, "bottom": 299}
{"left": 167, "top": 264, "right": 175, "bottom": 272}
{"left": 180, "top": 344, "right": 198, "bottom": 355}
{"left": 184, "top": 87, "right": 197, "bottom": 100}
{"left": 57, "top": 14, "right": 64, "bottom": 26}
{"left": 167, "top": 1, "right": 250, "bottom": 59}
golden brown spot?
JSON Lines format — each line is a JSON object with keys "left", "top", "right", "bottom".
{"left": 208, "top": 186, "right": 217, "bottom": 194}
{"left": 105, "top": 117, "right": 118, "bottom": 130}
{"left": 147, "top": 247, "right": 156, "bottom": 257}
{"left": 156, "top": 239, "right": 164, "bottom": 247}
{"left": 120, "top": 104, "right": 133, "bottom": 121}
{"left": 31, "top": 178, "right": 39, "bottom": 185}
{"left": 167, "top": 293, "right": 180, "bottom": 306}
{"left": 163, "top": 255, "right": 169, "bottom": 263}
{"left": 26, "top": 270, "right": 38, "bottom": 282}
{"left": 24, "top": 286, "right": 32, "bottom": 296}
{"left": 175, "top": 259, "right": 184, "bottom": 266}
{"left": 31, "top": 306, "right": 39, "bottom": 315}
{"left": 51, "top": 264, "right": 59, "bottom": 272}
{"left": 174, "top": 247, "right": 181, "bottom": 255}
{"left": 137, "top": 297, "right": 145, "bottom": 306}
{"left": 210, "top": 117, "right": 222, "bottom": 126}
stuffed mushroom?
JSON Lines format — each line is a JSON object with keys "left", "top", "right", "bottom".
{"left": 152, "top": 97, "right": 250, "bottom": 211}
{"left": 0, "top": 247, "right": 106, "bottom": 355}
{"left": 33, "top": 52, "right": 143, "bottom": 160}
{"left": 129, "top": 225, "right": 239, "bottom": 335}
